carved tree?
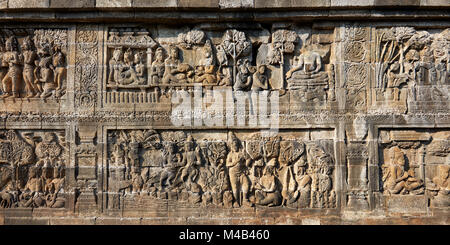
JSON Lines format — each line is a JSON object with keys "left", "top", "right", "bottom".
{"left": 178, "top": 30, "right": 206, "bottom": 49}
{"left": 220, "top": 29, "right": 251, "bottom": 87}
{"left": 375, "top": 27, "right": 431, "bottom": 90}
{"left": 268, "top": 30, "right": 298, "bottom": 89}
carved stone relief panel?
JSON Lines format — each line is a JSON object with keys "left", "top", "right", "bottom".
{"left": 378, "top": 129, "right": 449, "bottom": 208}
{"left": 99, "top": 25, "right": 336, "bottom": 112}
{"left": 0, "top": 129, "right": 67, "bottom": 209}
{"left": 105, "top": 129, "right": 336, "bottom": 210}
{"left": 371, "top": 27, "right": 449, "bottom": 113}
{"left": 0, "top": 28, "right": 68, "bottom": 112}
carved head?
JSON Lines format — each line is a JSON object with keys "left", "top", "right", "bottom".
{"left": 405, "top": 49, "right": 419, "bottom": 62}
{"left": 134, "top": 51, "right": 144, "bottom": 64}
{"left": 185, "top": 134, "right": 195, "bottom": 151}
{"left": 124, "top": 48, "right": 133, "bottom": 64}
{"left": 21, "top": 36, "right": 34, "bottom": 51}
{"left": 237, "top": 58, "right": 250, "bottom": 74}
{"left": 155, "top": 47, "right": 164, "bottom": 62}
{"left": 43, "top": 132, "right": 56, "bottom": 143}
{"left": 5, "top": 36, "right": 18, "bottom": 52}
{"left": 228, "top": 132, "right": 241, "bottom": 152}
{"left": 258, "top": 65, "right": 266, "bottom": 74}
{"left": 169, "top": 45, "right": 179, "bottom": 59}
{"left": 112, "top": 47, "right": 123, "bottom": 61}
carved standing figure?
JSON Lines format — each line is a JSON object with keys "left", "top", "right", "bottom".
{"left": 52, "top": 45, "right": 66, "bottom": 97}
{"left": 34, "top": 44, "right": 55, "bottom": 98}
{"left": 151, "top": 47, "right": 165, "bottom": 85}
{"left": 1, "top": 36, "right": 22, "bottom": 98}
{"left": 108, "top": 47, "right": 124, "bottom": 85}
{"left": 226, "top": 132, "right": 252, "bottom": 207}
{"left": 21, "top": 36, "right": 39, "bottom": 98}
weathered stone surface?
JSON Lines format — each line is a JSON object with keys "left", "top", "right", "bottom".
{"left": 8, "top": 0, "right": 50, "bottom": 8}
{"left": 50, "top": 0, "right": 95, "bottom": 8}
{"left": 96, "top": 0, "right": 132, "bottom": 8}
{"left": 0, "top": 3, "right": 448, "bottom": 226}
{"left": 133, "top": 0, "right": 178, "bottom": 8}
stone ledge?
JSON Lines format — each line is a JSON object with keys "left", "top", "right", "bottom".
{"left": 0, "top": 0, "right": 448, "bottom": 9}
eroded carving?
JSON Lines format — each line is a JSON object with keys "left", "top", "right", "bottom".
{"left": 0, "top": 130, "right": 67, "bottom": 208}
{"left": 0, "top": 29, "right": 67, "bottom": 100}
{"left": 107, "top": 129, "right": 336, "bottom": 209}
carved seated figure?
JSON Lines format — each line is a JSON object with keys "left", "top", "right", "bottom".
{"left": 255, "top": 162, "right": 281, "bottom": 207}
{"left": 252, "top": 65, "right": 269, "bottom": 91}
{"left": 285, "top": 47, "right": 329, "bottom": 102}
{"left": 34, "top": 45, "right": 56, "bottom": 98}
{"left": 195, "top": 65, "right": 217, "bottom": 85}
{"left": 426, "top": 165, "right": 450, "bottom": 207}
{"left": 382, "top": 146, "right": 424, "bottom": 195}
{"left": 233, "top": 59, "right": 252, "bottom": 91}
{"left": 386, "top": 62, "right": 409, "bottom": 101}
{"left": 162, "top": 45, "right": 193, "bottom": 84}
{"left": 19, "top": 166, "right": 45, "bottom": 207}
{"left": 118, "top": 49, "right": 146, "bottom": 86}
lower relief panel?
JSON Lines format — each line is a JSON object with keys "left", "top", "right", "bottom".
{"left": 378, "top": 129, "right": 450, "bottom": 211}
{"left": 0, "top": 129, "right": 68, "bottom": 209}
{"left": 105, "top": 129, "right": 337, "bottom": 215}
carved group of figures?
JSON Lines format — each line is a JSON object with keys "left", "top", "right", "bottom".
{"left": 380, "top": 131, "right": 450, "bottom": 207}
{"left": 106, "top": 28, "right": 334, "bottom": 101}
{"left": 0, "top": 130, "right": 66, "bottom": 208}
{"left": 108, "top": 130, "right": 336, "bottom": 209}
{"left": 375, "top": 27, "right": 449, "bottom": 102}
{"left": 0, "top": 30, "right": 67, "bottom": 99}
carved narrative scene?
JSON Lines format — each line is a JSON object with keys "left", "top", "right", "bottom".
{"left": 102, "top": 25, "right": 336, "bottom": 110}
{"left": 0, "top": 130, "right": 67, "bottom": 209}
{"left": 379, "top": 129, "right": 450, "bottom": 207}
{"left": 0, "top": 29, "right": 67, "bottom": 100}
{"left": 106, "top": 129, "right": 336, "bottom": 210}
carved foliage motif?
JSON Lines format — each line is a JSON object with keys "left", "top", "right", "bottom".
{"left": 374, "top": 27, "right": 449, "bottom": 110}
{"left": 106, "top": 130, "right": 336, "bottom": 209}
{"left": 75, "top": 25, "right": 99, "bottom": 109}
{"left": 0, "top": 130, "right": 67, "bottom": 208}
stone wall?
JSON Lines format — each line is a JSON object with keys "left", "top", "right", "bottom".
{"left": 0, "top": 1, "right": 448, "bottom": 225}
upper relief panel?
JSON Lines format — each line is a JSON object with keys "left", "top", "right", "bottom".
{"left": 370, "top": 27, "right": 449, "bottom": 114}
{"left": 0, "top": 28, "right": 68, "bottom": 113}
{"left": 100, "top": 24, "right": 336, "bottom": 113}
